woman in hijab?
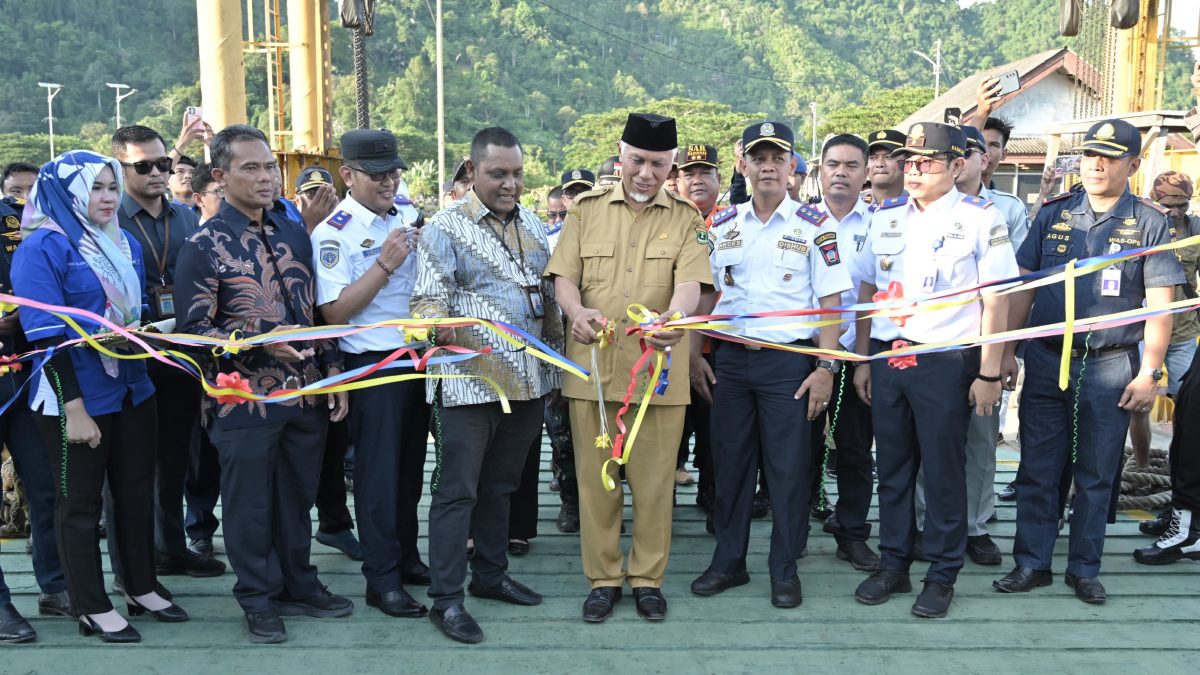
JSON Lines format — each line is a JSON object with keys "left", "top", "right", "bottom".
{"left": 11, "top": 150, "right": 188, "bottom": 643}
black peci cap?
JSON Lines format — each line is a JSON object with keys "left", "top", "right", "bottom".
{"left": 621, "top": 113, "right": 678, "bottom": 152}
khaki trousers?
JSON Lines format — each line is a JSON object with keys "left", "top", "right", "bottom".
{"left": 569, "top": 398, "right": 685, "bottom": 588}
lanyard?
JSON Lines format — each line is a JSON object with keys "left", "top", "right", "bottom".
{"left": 255, "top": 221, "right": 300, "bottom": 326}
{"left": 485, "top": 211, "right": 535, "bottom": 286}
{"left": 132, "top": 209, "right": 171, "bottom": 285}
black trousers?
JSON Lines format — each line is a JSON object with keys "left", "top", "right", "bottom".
{"left": 106, "top": 366, "right": 199, "bottom": 581}
{"left": 184, "top": 424, "right": 221, "bottom": 542}
{"left": 427, "top": 399, "right": 543, "bottom": 611}
{"left": 344, "top": 353, "right": 429, "bottom": 593}
{"left": 811, "top": 367, "right": 875, "bottom": 542}
{"left": 710, "top": 344, "right": 815, "bottom": 579}
{"left": 871, "top": 342, "right": 977, "bottom": 585}
{"left": 679, "top": 352, "right": 715, "bottom": 505}
{"left": 36, "top": 396, "right": 158, "bottom": 615}
{"left": 316, "top": 418, "right": 354, "bottom": 535}
{"left": 1171, "top": 346, "right": 1200, "bottom": 511}
{"left": 209, "top": 408, "right": 327, "bottom": 613}
{"left": 508, "top": 435, "right": 540, "bottom": 541}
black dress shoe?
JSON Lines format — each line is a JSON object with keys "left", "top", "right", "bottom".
{"left": 1138, "top": 508, "right": 1172, "bottom": 537}
{"left": 244, "top": 610, "right": 287, "bottom": 644}
{"left": 751, "top": 489, "right": 771, "bottom": 519}
{"left": 809, "top": 495, "right": 833, "bottom": 521}
{"left": 430, "top": 604, "right": 483, "bottom": 644}
{"left": 582, "top": 586, "right": 621, "bottom": 623}
{"left": 400, "top": 561, "right": 432, "bottom": 586}
{"left": 911, "top": 579, "right": 954, "bottom": 618}
{"left": 79, "top": 615, "right": 140, "bottom": 643}
{"left": 188, "top": 538, "right": 214, "bottom": 558}
{"left": 992, "top": 565, "right": 1052, "bottom": 593}
{"left": 822, "top": 512, "right": 841, "bottom": 535}
{"left": 997, "top": 482, "right": 1016, "bottom": 501}
{"left": 556, "top": 503, "right": 580, "bottom": 533}
{"left": 770, "top": 576, "right": 802, "bottom": 608}
{"left": 366, "top": 587, "right": 428, "bottom": 617}
{"left": 854, "top": 570, "right": 912, "bottom": 605}
{"left": 633, "top": 587, "right": 667, "bottom": 621}
{"left": 38, "top": 590, "right": 72, "bottom": 617}
{"left": 468, "top": 575, "right": 543, "bottom": 606}
{"left": 836, "top": 540, "right": 881, "bottom": 571}
{"left": 274, "top": 587, "right": 354, "bottom": 617}
{"left": 111, "top": 578, "right": 174, "bottom": 601}
{"left": 126, "top": 594, "right": 189, "bottom": 622}
{"left": 507, "top": 539, "right": 530, "bottom": 556}
{"left": 1065, "top": 573, "right": 1106, "bottom": 604}
{"left": 690, "top": 568, "right": 750, "bottom": 596}
{"left": 0, "top": 602, "right": 36, "bottom": 643}
{"left": 156, "top": 550, "right": 226, "bottom": 577}
{"left": 966, "top": 535, "right": 1003, "bottom": 566}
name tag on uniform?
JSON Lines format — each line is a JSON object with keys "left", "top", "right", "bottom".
{"left": 922, "top": 275, "right": 936, "bottom": 293}
{"left": 525, "top": 286, "right": 546, "bottom": 319}
{"left": 1101, "top": 267, "right": 1122, "bottom": 297}
{"left": 149, "top": 285, "right": 175, "bottom": 319}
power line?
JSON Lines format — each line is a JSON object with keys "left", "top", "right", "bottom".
{"left": 528, "top": 0, "right": 853, "bottom": 89}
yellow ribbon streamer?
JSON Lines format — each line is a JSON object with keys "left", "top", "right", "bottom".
{"left": 1060, "top": 258, "right": 1078, "bottom": 391}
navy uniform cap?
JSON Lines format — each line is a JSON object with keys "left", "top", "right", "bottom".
{"left": 340, "top": 129, "right": 408, "bottom": 173}
{"left": 891, "top": 122, "right": 966, "bottom": 158}
{"left": 867, "top": 129, "right": 906, "bottom": 153}
{"left": 679, "top": 144, "right": 719, "bottom": 170}
{"left": 960, "top": 125, "right": 986, "bottom": 153}
{"left": 296, "top": 166, "right": 333, "bottom": 192}
{"left": 1079, "top": 119, "right": 1142, "bottom": 158}
{"left": 742, "top": 121, "right": 794, "bottom": 153}
{"left": 560, "top": 168, "right": 596, "bottom": 190}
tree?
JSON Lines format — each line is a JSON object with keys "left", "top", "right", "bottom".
{"left": 817, "top": 87, "right": 934, "bottom": 138}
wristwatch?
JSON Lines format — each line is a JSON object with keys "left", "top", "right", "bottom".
{"left": 1141, "top": 367, "right": 1165, "bottom": 382}
{"left": 814, "top": 358, "right": 841, "bottom": 375}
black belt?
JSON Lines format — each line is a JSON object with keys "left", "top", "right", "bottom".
{"left": 1037, "top": 340, "right": 1135, "bottom": 360}
{"left": 724, "top": 338, "right": 814, "bottom": 352}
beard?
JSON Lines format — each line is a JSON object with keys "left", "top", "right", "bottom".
{"left": 628, "top": 190, "right": 653, "bottom": 203}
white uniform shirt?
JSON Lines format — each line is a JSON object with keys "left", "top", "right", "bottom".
{"left": 311, "top": 195, "right": 420, "bottom": 354}
{"left": 814, "top": 198, "right": 873, "bottom": 350}
{"left": 711, "top": 197, "right": 851, "bottom": 343}
{"left": 981, "top": 185, "right": 1030, "bottom": 252}
{"left": 852, "top": 187, "right": 1018, "bottom": 344}
{"left": 545, "top": 221, "right": 563, "bottom": 253}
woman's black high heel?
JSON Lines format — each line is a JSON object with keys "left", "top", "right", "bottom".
{"left": 78, "top": 615, "right": 141, "bottom": 643}
{"left": 126, "top": 595, "right": 189, "bottom": 623}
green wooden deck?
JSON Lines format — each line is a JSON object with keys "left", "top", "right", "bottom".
{"left": 2, "top": 424, "right": 1198, "bottom": 674}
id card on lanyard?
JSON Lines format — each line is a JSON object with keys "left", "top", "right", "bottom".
{"left": 133, "top": 209, "right": 175, "bottom": 318}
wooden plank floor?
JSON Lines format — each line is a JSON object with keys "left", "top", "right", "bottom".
{"left": 2, "top": 425, "right": 1198, "bottom": 673}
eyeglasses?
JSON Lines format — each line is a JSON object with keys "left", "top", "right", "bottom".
{"left": 547, "top": 210, "right": 567, "bottom": 219}
{"left": 902, "top": 156, "right": 950, "bottom": 174}
{"left": 121, "top": 157, "right": 175, "bottom": 175}
{"left": 348, "top": 166, "right": 401, "bottom": 182}
{"left": 197, "top": 187, "right": 225, "bottom": 197}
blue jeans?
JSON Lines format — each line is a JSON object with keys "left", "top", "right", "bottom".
{"left": 1014, "top": 341, "right": 1135, "bottom": 577}
{"left": 1165, "top": 338, "right": 1197, "bottom": 396}
{"left": 0, "top": 371, "right": 67, "bottom": 596}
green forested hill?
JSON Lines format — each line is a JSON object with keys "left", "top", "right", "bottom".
{"left": 0, "top": 0, "right": 1193, "bottom": 180}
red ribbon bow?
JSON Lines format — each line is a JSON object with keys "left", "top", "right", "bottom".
{"left": 888, "top": 340, "right": 918, "bottom": 370}
{"left": 872, "top": 281, "right": 912, "bottom": 328}
{"left": 214, "top": 371, "right": 254, "bottom": 405}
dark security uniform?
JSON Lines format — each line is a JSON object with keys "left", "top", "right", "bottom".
{"left": 1012, "top": 187, "right": 1183, "bottom": 578}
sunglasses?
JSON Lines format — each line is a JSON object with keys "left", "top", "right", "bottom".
{"left": 122, "top": 157, "right": 175, "bottom": 175}
{"left": 349, "top": 166, "right": 401, "bottom": 183}
{"left": 547, "top": 210, "right": 568, "bottom": 219}
{"left": 903, "top": 156, "right": 951, "bottom": 174}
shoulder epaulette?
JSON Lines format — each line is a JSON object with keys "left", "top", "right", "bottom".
{"left": 573, "top": 184, "right": 612, "bottom": 203}
{"left": 326, "top": 210, "right": 352, "bottom": 230}
{"left": 795, "top": 203, "right": 828, "bottom": 226}
{"left": 1138, "top": 197, "right": 1169, "bottom": 215}
{"left": 394, "top": 196, "right": 413, "bottom": 206}
{"left": 1043, "top": 191, "right": 1072, "bottom": 205}
{"left": 710, "top": 205, "right": 737, "bottom": 227}
{"left": 878, "top": 195, "right": 909, "bottom": 210}
{"left": 961, "top": 194, "right": 994, "bottom": 209}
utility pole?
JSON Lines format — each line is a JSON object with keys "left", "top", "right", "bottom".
{"left": 913, "top": 39, "right": 943, "bottom": 99}
{"left": 38, "top": 82, "right": 63, "bottom": 159}
{"left": 809, "top": 101, "right": 818, "bottom": 159}
{"left": 106, "top": 83, "right": 137, "bottom": 128}
{"left": 436, "top": 0, "right": 445, "bottom": 201}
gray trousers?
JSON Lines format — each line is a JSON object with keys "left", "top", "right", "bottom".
{"left": 915, "top": 409, "right": 1000, "bottom": 538}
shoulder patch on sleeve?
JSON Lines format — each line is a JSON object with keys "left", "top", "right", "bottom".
{"left": 326, "top": 210, "right": 352, "bottom": 230}
{"left": 710, "top": 205, "right": 737, "bottom": 227}
{"left": 878, "top": 195, "right": 909, "bottom": 210}
{"left": 795, "top": 204, "right": 829, "bottom": 226}
{"left": 1042, "top": 191, "right": 1072, "bottom": 205}
{"left": 818, "top": 241, "right": 840, "bottom": 266}
{"left": 961, "top": 194, "right": 994, "bottom": 209}
{"left": 319, "top": 242, "right": 341, "bottom": 269}
{"left": 814, "top": 231, "right": 837, "bottom": 246}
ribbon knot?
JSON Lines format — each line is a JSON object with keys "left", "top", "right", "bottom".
{"left": 213, "top": 371, "right": 254, "bottom": 405}
{"left": 887, "top": 340, "right": 918, "bottom": 370}
{"left": 872, "top": 281, "right": 913, "bottom": 327}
